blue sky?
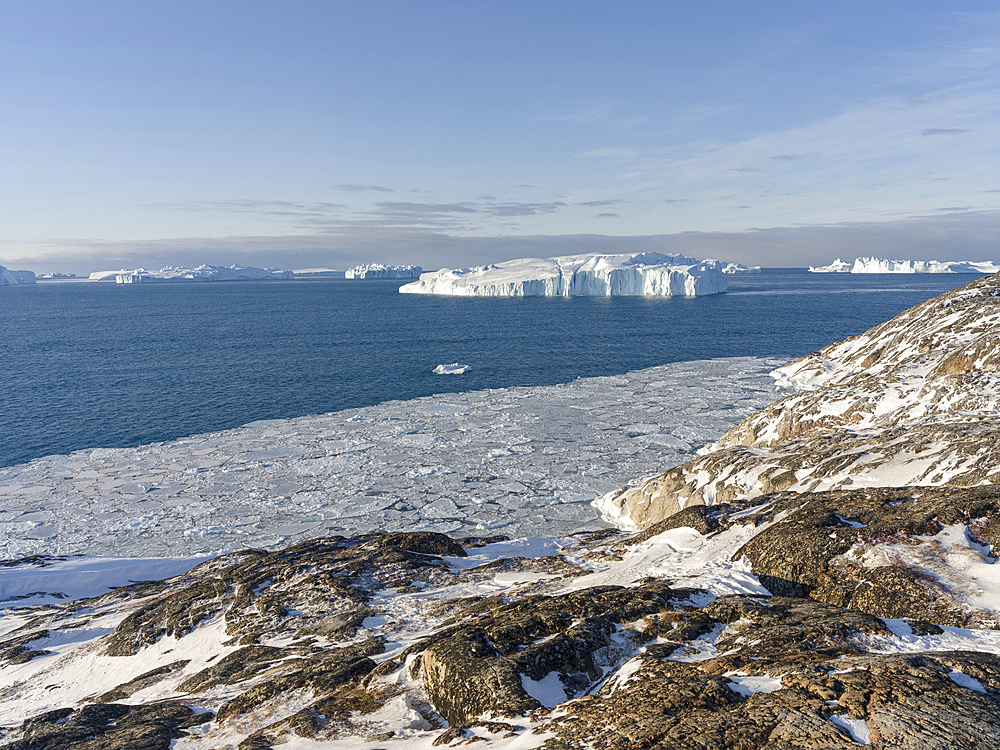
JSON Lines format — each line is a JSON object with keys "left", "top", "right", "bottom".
{"left": 1, "top": 0, "right": 999, "bottom": 272}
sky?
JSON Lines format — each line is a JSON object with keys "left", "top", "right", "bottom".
{"left": 1, "top": 0, "right": 999, "bottom": 273}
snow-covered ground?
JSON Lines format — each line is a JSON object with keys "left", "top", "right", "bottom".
{"left": 810, "top": 257, "right": 1000, "bottom": 273}
{"left": 399, "top": 252, "right": 727, "bottom": 297}
{"left": 0, "top": 357, "right": 779, "bottom": 559}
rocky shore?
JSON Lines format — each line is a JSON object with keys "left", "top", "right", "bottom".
{"left": 1, "top": 273, "right": 999, "bottom": 749}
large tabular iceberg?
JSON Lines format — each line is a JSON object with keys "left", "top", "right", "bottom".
{"left": 400, "top": 252, "right": 727, "bottom": 297}
{"left": 0, "top": 265, "right": 36, "bottom": 286}
{"left": 102, "top": 264, "right": 293, "bottom": 283}
{"left": 346, "top": 263, "right": 423, "bottom": 279}
{"left": 810, "top": 257, "right": 1000, "bottom": 274}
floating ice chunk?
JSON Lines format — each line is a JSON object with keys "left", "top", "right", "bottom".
{"left": 722, "top": 262, "right": 762, "bottom": 274}
{"left": 433, "top": 363, "right": 470, "bottom": 375}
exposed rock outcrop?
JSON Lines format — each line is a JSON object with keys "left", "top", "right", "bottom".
{"left": 600, "top": 271, "right": 1000, "bottom": 528}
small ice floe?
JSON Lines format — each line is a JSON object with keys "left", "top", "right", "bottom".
{"left": 433, "top": 363, "right": 470, "bottom": 375}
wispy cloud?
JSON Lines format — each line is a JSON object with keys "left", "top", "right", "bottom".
{"left": 335, "top": 183, "right": 395, "bottom": 192}
{"left": 921, "top": 128, "right": 970, "bottom": 136}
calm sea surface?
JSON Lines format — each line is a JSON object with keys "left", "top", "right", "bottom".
{"left": 0, "top": 269, "right": 977, "bottom": 468}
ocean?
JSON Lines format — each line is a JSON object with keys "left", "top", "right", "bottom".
{"left": 0, "top": 269, "right": 976, "bottom": 469}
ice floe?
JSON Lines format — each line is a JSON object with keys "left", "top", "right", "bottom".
{"left": 0, "top": 357, "right": 779, "bottom": 559}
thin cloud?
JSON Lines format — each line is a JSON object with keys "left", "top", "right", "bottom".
{"left": 374, "top": 202, "right": 478, "bottom": 214}
{"left": 335, "top": 183, "right": 395, "bottom": 192}
{"left": 597, "top": 212, "right": 619, "bottom": 218}
{"left": 485, "top": 202, "right": 566, "bottom": 217}
{"left": 921, "top": 128, "right": 969, "bottom": 136}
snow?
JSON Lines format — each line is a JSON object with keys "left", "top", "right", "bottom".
{"left": 0, "top": 555, "right": 209, "bottom": 607}
{"left": 810, "top": 257, "right": 1000, "bottom": 274}
{"left": 948, "top": 669, "right": 987, "bottom": 693}
{"left": 433, "top": 363, "right": 470, "bottom": 374}
{"left": 829, "top": 714, "right": 871, "bottom": 744}
{"left": 110, "top": 264, "right": 293, "bottom": 283}
{"left": 345, "top": 263, "right": 423, "bottom": 279}
{"left": 0, "top": 265, "right": 35, "bottom": 286}
{"left": 565, "top": 522, "right": 771, "bottom": 599}
{"left": 0, "top": 357, "right": 778, "bottom": 558}
{"left": 846, "top": 523, "right": 1000, "bottom": 620}
{"left": 520, "top": 671, "right": 568, "bottom": 707}
{"left": 399, "top": 252, "right": 727, "bottom": 297}
{"left": 726, "top": 673, "right": 783, "bottom": 697}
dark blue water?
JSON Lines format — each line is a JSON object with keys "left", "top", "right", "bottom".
{"left": 0, "top": 270, "right": 977, "bottom": 468}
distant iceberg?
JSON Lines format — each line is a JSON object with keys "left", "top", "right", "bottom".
{"left": 810, "top": 257, "right": 1000, "bottom": 274}
{"left": 101, "top": 264, "right": 294, "bottom": 283}
{"left": 722, "top": 262, "right": 762, "bottom": 275}
{"left": 0, "top": 265, "right": 36, "bottom": 286}
{"left": 399, "top": 252, "right": 727, "bottom": 297}
{"left": 291, "top": 268, "right": 346, "bottom": 278}
{"left": 808, "top": 258, "right": 853, "bottom": 273}
{"left": 346, "top": 263, "right": 423, "bottom": 280}
{"left": 88, "top": 269, "right": 125, "bottom": 281}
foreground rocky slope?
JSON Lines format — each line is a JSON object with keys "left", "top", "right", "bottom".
{"left": 599, "top": 271, "right": 1000, "bottom": 528}
{"left": 2, "top": 273, "right": 1000, "bottom": 748}
{"left": 2, "top": 506, "right": 1000, "bottom": 749}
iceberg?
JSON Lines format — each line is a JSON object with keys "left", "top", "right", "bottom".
{"left": 722, "top": 262, "right": 762, "bottom": 275}
{"left": 399, "top": 251, "right": 727, "bottom": 297}
{"left": 108, "top": 264, "right": 293, "bottom": 283}
{"left": 433, "top": 363, "right": 470, "bottom": 374}
{"left": 810, "top": 257, "right": 1000, "bottom": 274}
{"left": 346, "top": 263, "right": 423, "bottom": 279}
{"left": 88, "top": 269, "right": 126, "bottom": 281}
{"left": 291, "top": 268, "right": 346, "bottom": 278}
{"left": 0, "top": 265, "right": 36, "bottom": 286}
{"left": 808, "top": 258, "right": 852, "bottom": 273}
